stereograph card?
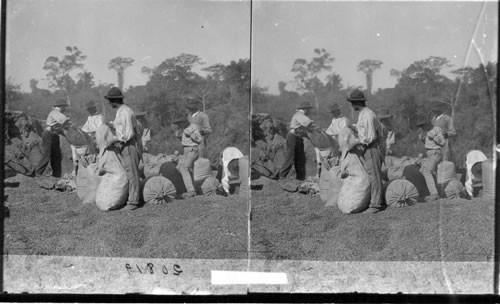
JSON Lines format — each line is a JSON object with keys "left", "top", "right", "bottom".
{"left": 2, "top": 0, "right": 498, "bottom": 296}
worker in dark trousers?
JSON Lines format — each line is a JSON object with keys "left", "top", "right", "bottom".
{"left": 33, "top": 99, "right": 71, "bottom": 177}
{"left": 278, "top": 100, "right": 316, "bottom": 181}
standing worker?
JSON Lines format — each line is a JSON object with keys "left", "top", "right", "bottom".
{"left": 378, "top": 108, "right": 395, "bottom": 156}
{"left": 81, "top": 100, "right": 104, "bottom": 139}
{"left": 431, "top": 102, "right": 456, "bottom": 161}
{"left": 325, "top": 103, "right": 350, "bottom": 141}
{"left": 104, "top": 87, "right": 142, "bottom": 211}
{"left": 135, "top": 105, "right": 152, "bottom": 153}
{"left": 70, "top": 100, "right": 103, "bottom": 175}
{"left": 416, "top": 116, "right": 446, "bottom": 201}
{"left": 173, "top": 115, "right": 203, "bottom": 199}
{"left": 186, "top": 98, "right": 212, "bottom": 158}
{"left": 278, "top": 100, "right": 316, "bottom": 181}
{"left": 32, "top": 99, "right": 72, "bottom": 177}
{"left": 348, "top": 89, "right": 384, "bottom": 214}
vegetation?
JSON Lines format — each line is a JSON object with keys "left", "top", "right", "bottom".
{"left": 6, "top": 47, "right": 250, "bottom": 163}
{"left": 252, "top": 49, "right": 497, "bottom": 168}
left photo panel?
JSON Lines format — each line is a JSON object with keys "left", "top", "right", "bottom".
{"left": 3, "top": 0, "right": 251, "bottom": 294}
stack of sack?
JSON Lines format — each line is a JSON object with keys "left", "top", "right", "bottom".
{"left": 437, "top": 161, "right": 468, "bottom": 199}
{"left": 141, "top": 175, "right": 177, "bottom": 205}
{"left": 334, "top": 127, "right": 371, "bottom": 214}
{"left": 76, "top": 124, "right": 129, "bottom": 211}
{"left": 227, "top": 155, "right": 250, "bottom": 197}
{"left": 193, "top": 157, "right": 220, "bottom": 196}
{"left": 141, "top": 152, "right": 177, "bottom": 178}
{"left": 383, "top": 155, "right": 421, "bottom": 181}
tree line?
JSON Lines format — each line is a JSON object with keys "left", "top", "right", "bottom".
{"left": 252, "top": 48, "right": 497, "bottom": 166}
{"left": 6, "top": 46, "right": 250, "bottom": 162}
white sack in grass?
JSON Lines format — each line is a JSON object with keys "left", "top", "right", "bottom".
{"left": 95, "top": 148, "right": 128, "bottom": 211}
{"left": 336, "top": 127, "right": 370, "bottom": 214}
{"left": 465, "top": 150, "right": 487, "bottom": 196}
{"left": 82, "top": 163, "right": 101, "bottom": 204}
{"left": 221, "top": 147, "right": 243, "bottom": 193}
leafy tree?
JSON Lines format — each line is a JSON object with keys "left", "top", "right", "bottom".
{"left": 42, "top": 46, "right": 87, "bottom": 103}
{"left": 108, "top": 57, "right": 135, "bottom": 90}
{"left": 76, "top": 70, "right": 95, "bottom": 91}
{"left": 357, "top": 59, "right": 383, "bottom": 94}
{"left": 291, "top": 48, "right": 334, "bottom": 109}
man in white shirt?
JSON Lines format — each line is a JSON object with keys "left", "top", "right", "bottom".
{"left": 325, "top": 103, "right": 350, "bottom": 141}
{"left": 69, "top": 100, "right": 103, "bottom": 174}
{"left": 279, "top": 100, "right": 315, "bottom": 181}
{"left": 81, "top": 100, "right": 104, "bottom": 139}
{"left": 33, "top": 99, "right": 71, "bottom": 177}
{"left": 348, "top": 89, "right": 384, "bottom": 213}
{"left": 105, "top": 87, "right": 142, "bottom": 210}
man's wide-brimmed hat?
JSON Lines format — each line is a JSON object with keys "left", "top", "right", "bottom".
{"left": 172, "top": 114, "right": 188, "bottom": 124}
{"left": 54, "top": 99, "right": 68, "bottom": 107}
{"left": 378, "top": 108, "right": 393, "bottom": 119}
{"left": 135, "top": 104, "right": 147, "bottom": 116}
{"left": 347, "top": 89, "right": 366, "bottom": 102}
{"left": 104, "top": 87, "right": 125, "bottom": 100}
{"left": 186, "top": 98, "right": 201, "bottom": 109}
{"left": 328, "top": 103, "right": 341, "bottom": 113}
{"left": 297, "top": 100, "right": 313, "bottom": 109}
{"left": 86, "top": 100, "right": 97, "bottom": 109}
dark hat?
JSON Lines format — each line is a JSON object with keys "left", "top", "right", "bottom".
{"left": 135, "top": 104, "right": 147, "bottom": 116}
{"left": 328, "top": 103, "right": 341, "bottom": 113}
{"left": 54, "top": 99, "right": 68, "bottom": 107}
{"left": 86, "top": 100, "right": 97, "bottom": 109}
{"left": 347, "top": 89, "right": 366, "bottom": 102}
{"left": 104, "top": 87, "right": 125, "bottom": 100}
{"left": 378, "top": 108, "right": 393, "bottom": 119}
{"left": 186, "top": 98, "right": 201, "bottom": 109}
{"left": 172, "top": 114, "right": 188, "bottom": 124}
{"left": 297, "top": 100, "right": 313, "bottom": 109}
{"left": 415, "top": 116, "right": 428, "bottom": 127}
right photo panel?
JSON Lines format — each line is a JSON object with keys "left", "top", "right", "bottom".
{"left": 250, "top": 1, "right": 497, "bottom": 294}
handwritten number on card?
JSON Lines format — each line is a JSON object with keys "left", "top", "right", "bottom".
{"left": 125, "top": 263, "right": 182, "bottom": 276}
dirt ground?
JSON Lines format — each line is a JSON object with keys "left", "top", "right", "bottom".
{"left": 4, "top": 172, "right": 248, "bottom": 260}
{"left": 250, "top": 176, "right": 494, "bottom": 262}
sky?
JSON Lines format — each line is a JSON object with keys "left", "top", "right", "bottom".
{"left": 252, "top": 1, "right": 498, "bottom": 94}
{"left": 6, "top": 0, "right": 251, "bottom": 92}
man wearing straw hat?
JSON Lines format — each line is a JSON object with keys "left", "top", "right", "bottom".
{"left": 278, "top": 100, "right": 316, "bottom": 181}
{"left": 347, "top": 89, "right": 384, "bottom": 213}
{"left": 32, "top": 99, "right": 72, "bottom": 177}
{"left": 186, "top": 98, "right": 212, "bottom": 158}
{"left": 104, "top": 87, "right": 142, "bottom": 210}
